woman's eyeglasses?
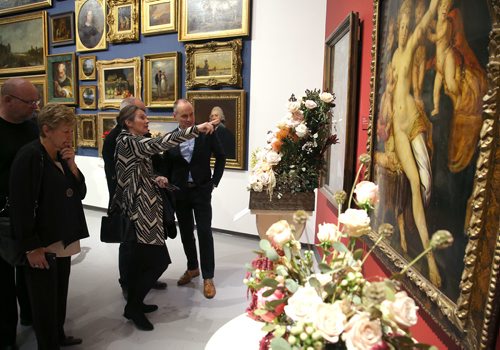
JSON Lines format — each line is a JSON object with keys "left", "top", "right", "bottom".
{"left": 8, "top": 94, "right": 41, "bottom": 108}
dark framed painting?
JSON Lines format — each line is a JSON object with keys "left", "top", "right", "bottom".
{"left": 320, "top": 12, "right": 360, "bottom": 208}
{"left": 185, "top": 39, "right": 242, "bottom": 88}
{"left": 0, "top": 11, "right": 47, "bottom": 76}
{"left": 148, "top": 116, "right": 177, "bottom": 137}
{"left": 141, "top": 0, "right": 176, "bottom": 35}
{"left": 79, "top": 55, "right": 96, "bottom": 80}
{"left": 97, "top": 57, "right": 141, "bottom": 109}
{"left": 144, "top": 52, "right": 179, "bottom": 108}
{"left": 77, "top": 114, "right": 97, "bottom": 148}
{"left": 79, "top": 85, "right": 97, "bottom": 109}
{"left": 46, "top": 52, "right": 77, "bottom": 105}
{"left": 107, "top": 0, "right": 139, "bottom": 43}
{"left": 0, "top": 0, "right": 51, "bottom": 16}
{"left": 75, "top": 0, "right": 107, "bottom": 52}
{"left": 187, "top": 90, "right": 245, "bottom": 169}
{"left": 97, "top": 112, "right": 118, "bottom": 156}
{"left": 50, "top": 12, "right": 75, "bottom": 47}
{"left": 0, "top": 75, "right": 47, "bottom": 109}
{"left": 178, "top": 0, "right": 250, "bottom": 41}
{"left": 365, "top": 0, "right": 500, "bottom": 348}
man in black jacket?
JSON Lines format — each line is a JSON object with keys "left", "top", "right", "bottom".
{"left": 161, "top": 99, "right": 225, "bottom": 299}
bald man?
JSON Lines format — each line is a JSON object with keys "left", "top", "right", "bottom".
{"left": 0, "top": 78, "right": 40, "bottom": 350}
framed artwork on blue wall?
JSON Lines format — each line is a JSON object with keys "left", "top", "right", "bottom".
{"left": 50, "top": 12, "right": 75, "bottom": 47}
{"left": 47, "top": 52, "right": 77, "bottom": 105}
{"left": 97, "top": 57, "right": 141, "bottom": 109}
{"left": 0, "top": 0, "right": 51, "bottom": 16}
{"left": 144, "top": 52, "right": 179, "bottom": 108}
{"left": 75, "top": 0, "right": 107, "bottom": 52}
{"left": 107, "top": 0, "right": 139, "bottom": 43}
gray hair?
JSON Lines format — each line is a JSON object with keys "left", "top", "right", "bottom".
{"left": 117, "top": 104, "right": 141, "bottom": 130}
{"left": 211, "top": 106, "right": 225, "bottom": 122}
{"left": 173, "top": 98, "right": 190, "bottom": 115}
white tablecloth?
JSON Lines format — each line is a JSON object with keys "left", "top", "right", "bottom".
{"left": 205, "top": 314, "right": 266, "bottom": 350}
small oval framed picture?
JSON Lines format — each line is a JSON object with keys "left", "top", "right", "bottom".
{"left": 79, "top": 55, "right": 96, "bottom": 80}
{"left": 79, "top": 85, "right": 97, "bottom": 109}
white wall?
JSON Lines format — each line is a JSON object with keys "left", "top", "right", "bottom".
{"left": 79, "top": 0, "right": 327, "bottom": 240}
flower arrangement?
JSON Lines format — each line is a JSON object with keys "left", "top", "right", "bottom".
{"left": 245, "top": 155, "right": 452, "bottom": 350}
{"left": 248, "top": 89, "right": 338, "bottom": 197}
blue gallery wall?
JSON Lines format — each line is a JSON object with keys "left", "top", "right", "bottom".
{"left": 46, "top": 0, "right": 251, "bottom": 158}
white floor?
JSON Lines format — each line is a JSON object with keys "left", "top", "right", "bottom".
{"left": 16, "top": 208, "right": 259, "bottom": 350}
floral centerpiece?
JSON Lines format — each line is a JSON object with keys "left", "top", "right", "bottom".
{"left": 248, "top": 89, "right": 338, "bottom": 201}
{"left": 244, "top": 155, "right": 452, "bottom": 350}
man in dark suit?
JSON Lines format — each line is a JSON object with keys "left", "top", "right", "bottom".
{"left": 161, "top": 99, "right": 225, "bottom": 299}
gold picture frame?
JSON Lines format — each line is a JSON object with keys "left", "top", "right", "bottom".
{"left": 79, "top": 55, "right": 97, "bottom": 80}
{"left": 97, "top": 112, "right": 118, "bottom": 156}
{"left": 79, "top": 85, "right": 97, "bottom": 110}
{"left": 107, "top": 0, "right": 139, "bottom": 43}
{"left": 0, "top": 0, "right": 51, "bottom": 16}
{"left": 144, "top": 52, "right": 179, "bottom": 108}
{"left": 185, "top": 39, "right": 242, "bottom": 89}
{"left": 0, "top": 11, "right": 47, "bottom": 76}
{"left": 77, "top": 114, "right": 97, "bottom": 148}
{"left": 46, "top": 52, "right": 78, "bottom": 105}
{"left": 178, "top": 0, "right": 250, "bottom": 41}
{"left": 364, "top": 0, "right": 499, "bottom": 348}
{"left": 97, "top": 57, "right": 142, "bottom": 110}
{"left": 141, "top": 0, "right": 176, "bottom": 35}
{"left": 187, "top": 90, "right": 245, "bottom": 169}
{"left": 0, "top": 75, "right": 47, "bottom": 109}
{"left": 75, "top": 0, "right": 107, "bottom": 52}
{"left": 50, "top": 11, "right": 75, "bottom": 47}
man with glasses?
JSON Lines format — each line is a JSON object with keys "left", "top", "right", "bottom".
{"left": 0, "top": 78, "right": 40, "bottom": 350}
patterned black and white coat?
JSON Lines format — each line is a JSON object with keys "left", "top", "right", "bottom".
{"left": 111, "top": 126, "right": 198, "bottom": 245}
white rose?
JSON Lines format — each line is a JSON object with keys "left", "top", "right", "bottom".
{"left": 314, "top": 301, "right": 346, "bottom": 343}
{"left": 319, "top": 92, "right": 334, "bottom": 103}
{"left": 354, "top": 181, "right": 379, "bottom": 207}
{"left": 287, "top": 101, "right": 301, "bottom": 113}
{"left": 257, "top": 171, "right": 270, "bottom": 185}
{"left": 265, "top": 151, "right": 281, "bottom": 165}
{"left": 295, "top": 123, "right": 308, "bottom": 138}
{"left": 338, "top": 209, "right": 371, "bottom": 237}
{"left": 304, "top": 100, "right": 318, "bottom": 109}
{"left": 380, "top": 291, "right": 418, "bottom": 328}
{"left": 266, "top": 220, "right": 292, "bottom": 247}
{"left": 342, "top": 313, "right": 383, "bottom": 350}
{"left": 251, "top": 181, "right": 263, "bottom": 192}
{"left": 317, "top": 223, "right": 341, "bottom": 243}
{"left": 284, "top": 286, "right": 322, "bottom": 322}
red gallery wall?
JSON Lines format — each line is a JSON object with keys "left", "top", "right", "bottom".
{"left": 317, "top": 0, "right": 456, "bottom": 348}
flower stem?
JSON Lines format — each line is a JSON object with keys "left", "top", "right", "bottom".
{"left": 396, "top": 246, "right": 433, "bottom": 277}
{"left": 348, "top": 163, "right": 364, "bottom": 209}
{"left": 361, "top": 235, "right": 384, "bottom": 266}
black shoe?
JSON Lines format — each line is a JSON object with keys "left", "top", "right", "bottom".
{"left": 124, "top": 310, "right": 154, "bottom": 331}
{"left": 121, "top": 287, "right": 128, "bottom": 301}
{"left": 60, "top": 336, "right": 82, "bottom": 347}
{"left": 142, "top": 304, "right": 158, "bottom": 313}
{"left": 152, "top": 281, "right": 167, "bottom": 290}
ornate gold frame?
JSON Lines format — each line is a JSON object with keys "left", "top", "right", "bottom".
{"left": 0, "top": 11, "right": 47, "bottom": 76}
{"left": 79, "top": 85, "right": 97, "bottom": 110}
{"left": 144, "top": 52, "right": 179, "bottom": 108}
{"left": 0, "top": 0, "right": 51, "bottom": 16}
{"left": 77, "top": 114, "right": 97, "bottom": 148}
{"left": 178, "top": 0, "right": 250, "bottom": 41}
{"left": 107, "top": 0, "right": 139, "bottom": 43}
{"left": 96, "top": 57, "right": 142, "bottom": 110}
{"left": 364, "top": 1, "right": 500, "bottom": 348}
{"left": 46, "top": 52, "right": 78, "bottom": 105}
{"left": 75, "top": 0, "right": 108, "bottom": 52}
{"left": 185, "top": 39, "right": 242, "bottom": 89}
{"left": 141, "top": 0, "right": 176, "bottom": 35}
{"left": 186, "top": 90, "right": 246, "bottom": 169}
{"left": 79, "top": 55, "right": 97, "bottom": 80}
{"left": 97, "top": 112, "right": 118, "bottom": 156}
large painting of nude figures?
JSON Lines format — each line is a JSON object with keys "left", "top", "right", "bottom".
{"left": 367, "top": 0, "right": 500, "bottom": 347}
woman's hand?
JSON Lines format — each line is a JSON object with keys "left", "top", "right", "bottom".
{"left": 154, "top": 176, "right": 169, "bottom": 188}
{"left": 60, "top": 146, "right": 79, "bottom": 178}
{"left": 196, "top": 122, "right": 215, "bottom": 134}
{"left": 26, "top": 248, "right": 49, "bottom": 269}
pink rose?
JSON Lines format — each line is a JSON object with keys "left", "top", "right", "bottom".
{"left": 342, "top": 313, "right": 383, "bottom": 350}
{"left": 313, "top": 301, "right": 346, "bottom": 343}
{"left": 256, "top": 287, "right": 285, "bottom": 322}
{"left": 266, "top": 220, "right": 293, "bottom": 248}
{"left": 304, "top": 100, "right": 317, "bottom": 109}
{"left": 354, "top": 181, "right": 379, "bottom": 207}
{"left": 380, "top": 291, "right": 419, "bottom": 328}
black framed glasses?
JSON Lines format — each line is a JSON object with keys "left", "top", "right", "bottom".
{"left": 8, "top": 94, "right": 41, "bottom": 108}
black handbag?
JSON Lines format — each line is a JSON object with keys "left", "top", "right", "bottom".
{"left": 100, "top": 212, "right": 136, "bottom": 243}
{"left": 0, "top": 216, "right": 27, "bottom": 266}
{"left": 161, "top": 189, "right": 177, "bottom": 239}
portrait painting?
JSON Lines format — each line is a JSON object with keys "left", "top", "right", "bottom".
{"left": 179, "top": 0, "right": 250, "bottom": 41}
{"left": 79, "top": 55, "right": 96, "bottom": 80}
{"left": 0, "top": 0, "right": 51, "bottom": 16}
{"left": 107, "top": 0, "right": 139, "bottom": 43}
{"left": 141, "top": 0, "right": 176, "bottom": 35}
{"left": 50, "top": 12, "right": 75, "bottom": 47}
{"left": 187, "top": 90, "right": 245, "bottom": 169}
{"left": 79, "top": 85, "right": 97, "bottom": 109}
{"left": 147, "top": 116, "right": 177, "bottom": 137}
{"left": 77, "top": 114, "right": 97, "bottom": 148}
{"left": 366, "top": 0, "right": 499, "bottom": 346}
{"left": 97, "top": 57, "right": 141, "bottom": 109}
{"left": 75, "top": 0, "right": 107, "bottom": 52}
{"left": 97, "top": 112, "right": 118, "bottom": 156}
{"left": 118, "top": 6, "right": 132, "bottom": 31}
{"left": 46, "top": 53, "right": 77, "bottom": 105}
{"left": 144, "top": 52, "right": 179, "bottom": 108}
{"left": 0, "top": 12, "right": 47, "bottom": 76}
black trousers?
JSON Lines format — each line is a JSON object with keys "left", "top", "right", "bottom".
{"left": 176, "top": 186, "right": 215, "bottom": 279}
{"left": 16, "top": 266, "right": 32, "bottom": 323}
{"left": 24, "top": 256, "right": 71, "bottom": 350}
{"left": 0, "top": 256, "right": 17, "bottom": 347}
{"left": 118, "top": 242, "right": 132, "bottom": 288}
{"left": 125, "top": 243, "right": 169, "bottom": 314}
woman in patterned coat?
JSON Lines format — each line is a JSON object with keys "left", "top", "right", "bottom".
{"left": 111, "top": 104, "right": 214, "bottom": 331}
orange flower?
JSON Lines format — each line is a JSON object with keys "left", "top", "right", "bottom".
{"left": 272, "top": 139, "right": 283, "bottom": 152}
{"left": 276, "top": 127, "right": 290, "bottom": 140}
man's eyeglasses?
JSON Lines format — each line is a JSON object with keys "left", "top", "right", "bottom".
{"left": 8, "top": 94, "right": 41, "bottom": 108}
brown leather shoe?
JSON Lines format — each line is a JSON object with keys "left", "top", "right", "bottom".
{"left": 177, "top": 268, "right": 200, "bottom": 286}
{"left": 203, "top": 279, "right": 216, "bottom": 299}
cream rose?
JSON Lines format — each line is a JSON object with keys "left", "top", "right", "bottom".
{"left": 266, "top": 220, "right": 292, "bottom": 247}
{"left": 319, "top": 92, "right": 334, "bottom": 103}
{"left": 342, "top": 313, "right": 383, "bottom": 350}
{"left": 317, "top": 223, "right": 341, "bottom": 243}
{"left": 287, "top": 101, "right": 301, "bottom": 113}
{"left": 380, "top": 291, "right": 418, "bottom": 328}
{"left": 354, "top": 181, "right": 379, "bottom": 207}
{"left": 284, "top": 286, "right": 322, "bottom": 322}
{"left": 304, "top": 100, "right": 317, "bottom": 109}
{"left": 251, "top": 181, "right": 263, "bottom": 192}
{"left": 314, "top": 301, "right": 346, "bottom": 343}
{"left": 338, "top": 209, "right": 371, "bottom": 237}
{"left": 295, "top": 123, "right": 308, "bottom": 138}
{"left": 265, "top": 151, "right": 281, "bottom": 165}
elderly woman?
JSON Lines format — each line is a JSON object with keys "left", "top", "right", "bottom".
{"left": 111, "top": 104, "right": 213, "bottom": 331}
{"left": 9, "top": 104, "right": 88, "bottom": 349}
